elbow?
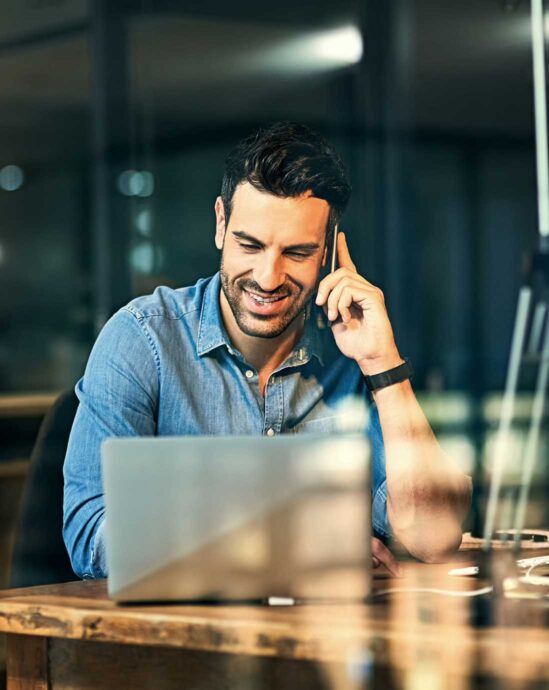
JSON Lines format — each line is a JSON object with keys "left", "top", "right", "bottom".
{"left": 62, "top": 523, "right": 87, "bottom": 580}
{"left": 63, "top": 512, "right": 107, "bottom": 580}
{"left": 405, "top": 525, "right": 464, "bottom": 563}
{"left": 387, "top": 477, "right": 471, "bottom": 564}
{"left": 63, "top": 539, "right": 87, "bottom": 580}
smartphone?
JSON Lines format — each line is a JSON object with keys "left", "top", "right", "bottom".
{"left": 330, "top": 223, "right": 339, "bottom": 273}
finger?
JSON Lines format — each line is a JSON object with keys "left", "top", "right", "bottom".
{"left": 327, "top": 279, "right": 374, "bottom": 323}
{"left": 337, "top": 232, "right": 357, "bottom": 273}
{"left": 334, "top": 283, "right": 370, "bottom": 324}
{"left": 371, "top": 538, "right": 402, "bottom": 577}
{"left": 316, "top": 267, "right": 364, "bottom": 306}
{"left": 372, "top": 556, "right": 381, "bottom": 568}
{"left": 337, "top": 288, "right": 355, "bottom": 324}
{"left": 326, "top": 277, "right": 353, "bottom": 321}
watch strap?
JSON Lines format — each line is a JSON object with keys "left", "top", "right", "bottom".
{"left": 363, "top": 358, "right": 413, "bottom": 392}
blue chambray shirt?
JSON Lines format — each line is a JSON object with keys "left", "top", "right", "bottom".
{"left": 63, "top": 272, "right": 390, "bottom": 579}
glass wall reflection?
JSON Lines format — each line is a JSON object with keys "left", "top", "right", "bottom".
{"left": 0, "top": 0, "right": 546, "bottom": 606}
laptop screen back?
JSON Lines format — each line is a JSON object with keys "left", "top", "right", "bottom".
{"left": 101, "top": 433, "right": 371, "bottom": 602}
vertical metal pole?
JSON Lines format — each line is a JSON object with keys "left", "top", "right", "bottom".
{"left": 501, "top": 0, "right": 549, "bottom": 544}
{"left": 89, "top": 0, "right": 132, "bottom": 333}
{"left": 482, "top": 0, "right": 549, "bottom": 548}
{"left": 383, "top": 0, "right": 418, "bottom": 364}
{"left": 532, "top": 0, "right": 549, "bottom": 242}
{"left": 358, "top": 0, "right": 417, "bottom": 363}
{"left": 513, "top": 309, "right": 549, "bottom": 541}
{"left": 482, "top": 287, "right": 532, "bottom": 545}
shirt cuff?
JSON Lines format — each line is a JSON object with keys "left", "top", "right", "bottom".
{"left": 90, "top": 519, "right": 109, "bottom": 578}
{"left": 372, "top": 479, "right": 392, "bottom": 539}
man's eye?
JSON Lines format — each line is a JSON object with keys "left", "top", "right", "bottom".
{"left": 240, "top": 243, "right": 260, "bottom": 251}
{"left": 286, "top": 251, "right": 310, "bottom": 259}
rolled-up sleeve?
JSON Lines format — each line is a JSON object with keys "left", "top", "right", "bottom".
{"left": 368, "top": 403, "right": 391, "bottom": 539}
{"left": 63, "top": 308, "right": 159, "bottom": 579}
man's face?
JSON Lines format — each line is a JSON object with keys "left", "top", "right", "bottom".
{"left": 215, "top": 182, "right": 330, "bottom": 339}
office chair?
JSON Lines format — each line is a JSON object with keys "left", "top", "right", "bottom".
{"left": 9, "top": 389, "right": 78, "bottom": 588}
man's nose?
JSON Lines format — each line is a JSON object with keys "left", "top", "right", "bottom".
{"left": 253, "top": 253, "right": 285, "bottom": 292}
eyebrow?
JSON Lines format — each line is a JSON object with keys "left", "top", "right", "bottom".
{"left": 232, "top": 230, "right": 321, "bottom": 252}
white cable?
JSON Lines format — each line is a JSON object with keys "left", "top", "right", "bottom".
{"left": 521, "top": 556, "right": 549, "bottom": 584}
{"left": 520, "top": 574, "right": 549, "bottom": 586}
{"left": 372, "top": 585, "right": 493, "bottom": 598}
{"left": 449, "top": 556, "right": 549, "bottom": 579}
{"left": 532, "top": 0, "right": 549, "bottom": 237}
{"left": 516, "top": 554, "right": 549, "bottom": 569}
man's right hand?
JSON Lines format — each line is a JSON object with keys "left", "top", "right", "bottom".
{"left": 372, "top": 537, "right": 402, "bottom": 577}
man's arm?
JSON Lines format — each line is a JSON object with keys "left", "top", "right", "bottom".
{"left": 63, "top": 308, "right": 159, "bottom": 579}
{"left": 316, "top": 232, "right": 472, "bottom": 562}
{"left": 366, "top": 362, "right": 471, "bottom": 562}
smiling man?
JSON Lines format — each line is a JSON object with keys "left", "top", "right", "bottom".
{"left": 215, "top": 183, "right": 330, "bottom": 394}
{"left": 63, "top": 122, "right": 471, "bottom": 580}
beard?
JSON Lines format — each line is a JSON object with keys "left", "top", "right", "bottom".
{"left": 219, "top": 257, "right": 316, "bottom": 339}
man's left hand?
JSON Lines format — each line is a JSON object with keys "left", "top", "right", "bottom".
{"left": 315, "top": 232, "right": 402, "bottom": 375}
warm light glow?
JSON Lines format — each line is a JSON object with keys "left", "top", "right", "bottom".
{"left": 251, "top": 24, "right": 363, "bottom": 76}
{"left": 308, "top": 26, "right": 363, "bottom": 65}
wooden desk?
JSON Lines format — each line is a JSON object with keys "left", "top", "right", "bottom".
{"left": 1, "top": 556, "right": 549, "bottom": 690}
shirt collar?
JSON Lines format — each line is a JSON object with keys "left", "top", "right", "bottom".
{"left": 196, "top": 272, "right": 325, "bottom": 365}
{"left": 196, "top": 272, "right": 233, "bottom": 357}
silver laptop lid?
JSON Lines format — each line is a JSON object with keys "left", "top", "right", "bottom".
{"left": 101, "top": 433, "right": 371, "bottom": 602}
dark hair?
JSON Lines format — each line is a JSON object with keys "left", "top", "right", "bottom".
{"left": 220, "top": 121, "right": 351, "bottom": 239}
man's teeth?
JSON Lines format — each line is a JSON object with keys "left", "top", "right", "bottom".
{"left": 248, "top": 292, "right": 285, "bottom": 304}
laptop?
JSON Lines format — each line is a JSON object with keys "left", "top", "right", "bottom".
{"left": 101, "top": 433, "right": 371, "bottom": 603}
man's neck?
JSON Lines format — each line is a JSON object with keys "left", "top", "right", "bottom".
{"left": 219, "top": 290, "right": 304, "bottom": 374}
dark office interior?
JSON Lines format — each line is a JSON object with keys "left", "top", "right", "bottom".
{"left": 0, "top": 1, "right": 547, "bottom": 688}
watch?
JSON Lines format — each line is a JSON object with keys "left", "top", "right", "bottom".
{"left": 363, "top": 358, "right": 413, "bottom": 392}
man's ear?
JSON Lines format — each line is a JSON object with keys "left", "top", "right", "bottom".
{"left": 214, "top": 196, "right": 226, "bottom": 250}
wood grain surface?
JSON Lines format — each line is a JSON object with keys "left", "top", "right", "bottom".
{"left": 2, "top": 554, "right": 549, "bottom": 688}
{"left": 6, "top": 635, "right": 47, "bottom": 690}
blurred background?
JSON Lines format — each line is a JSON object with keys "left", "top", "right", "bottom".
{"left": 0, "top": 0, "right": 546, "bottom": 677}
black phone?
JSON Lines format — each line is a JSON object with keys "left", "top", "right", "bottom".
{"left": 330, "top": 223, "right": 339, "bottom": 273}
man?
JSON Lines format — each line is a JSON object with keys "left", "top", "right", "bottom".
{"left": 63, "top": 121, "right": 471, "bottom": 580}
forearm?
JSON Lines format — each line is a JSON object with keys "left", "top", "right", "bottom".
{"left": 63, "top": 308, "right": 158, "bottom": 579}
{"left": 369, "top": 374, "right": 472, "bottom": 562}
{"left": 314, "top": 241, "right": 471, "bottom": 561}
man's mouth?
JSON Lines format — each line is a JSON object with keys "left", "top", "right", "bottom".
{"left": 242, "top": 288, "right": 290, "bottom": 315}
{"left": 247, "top": 291, "right": 287, "bottom": 304}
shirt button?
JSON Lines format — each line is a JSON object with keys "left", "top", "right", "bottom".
{"left": 245, "top": 369, "right": 254, "bottom": 379}
{"left": 266, "top": 428, "right": 275, "bottom": 437}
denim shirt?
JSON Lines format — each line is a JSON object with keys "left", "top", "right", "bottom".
{"left": 63, "top": 272, "right": 390, "bottom": 579}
